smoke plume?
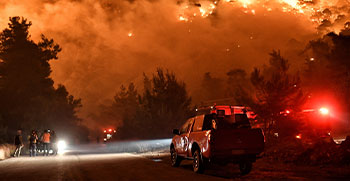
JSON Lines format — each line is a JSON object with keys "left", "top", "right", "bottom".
{"left": 1, "top": 0, "right": 349, "bottom": 129}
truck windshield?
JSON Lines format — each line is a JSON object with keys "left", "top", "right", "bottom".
{"left": 203, "top": 113, "right": 251, "bottom": 130}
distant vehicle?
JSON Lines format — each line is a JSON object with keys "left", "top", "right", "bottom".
{"left": 170, "top": 105, "right": 265, "bottom": 175}
{"left": 280, "top": 107, "right": 332, "bottom": 140}
{"left": 103, "top": 128, "right": 117, "bottom": 143}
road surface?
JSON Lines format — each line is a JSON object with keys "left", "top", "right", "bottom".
{"left": 1, "top": 146, "right": 349, "bottom": 180}
{"left": 0, "top": 152, "right": 226, "bottom": 181}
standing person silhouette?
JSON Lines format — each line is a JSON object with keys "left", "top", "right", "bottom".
{"left": 28, "top": 130, "right": 38, "bottom": 157}
{"left": 14, "top": 129, "right": 23, "bottom": 157}
{"left": 42, "top": 129, "right": 51, "bottom": 156}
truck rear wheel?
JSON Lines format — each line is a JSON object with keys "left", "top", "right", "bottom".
{"left": 239, "top": 161, "right": 252, "bottom": 175}
{"left": 170, "top": 147, "right": 181, "bottom": 167}
{"left": 193, "top": 150, "right": 204, "bottom": 173}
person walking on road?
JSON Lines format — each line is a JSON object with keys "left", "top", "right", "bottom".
{"left": 14, "top": 129, "right": 23, "bottom": 157}
{"left": 42, "top": 129, "right": 51, "bottom": 156}
{"left": 28, "top": 130, "right": 38, "bottom": 157}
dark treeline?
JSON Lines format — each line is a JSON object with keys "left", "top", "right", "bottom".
{"left": 0, "top": 17, "right": 88, "bottom": 144}
{"left": 98, "top": 68, "right": 193, "bottom": 139}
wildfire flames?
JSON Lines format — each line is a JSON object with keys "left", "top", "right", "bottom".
{"left": 177, "top": 0, "right": 350, "bottom": 32}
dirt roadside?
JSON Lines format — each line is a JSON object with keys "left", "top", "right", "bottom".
{"left": 140, "top": 151, "right": 350, "bottom": 180}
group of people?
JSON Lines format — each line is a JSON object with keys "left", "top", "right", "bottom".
{"left": 14, "top": 129, "right": 57, "bottom": 157}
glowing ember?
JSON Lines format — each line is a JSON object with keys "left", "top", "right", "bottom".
{"left": 179, "top": 16, "right": 188, "bottom": 22}
{"left": 280, "top": 0, "right": 299, "bottom": 8}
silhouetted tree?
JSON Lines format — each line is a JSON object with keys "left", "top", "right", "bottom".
{"left": 112, "top": 83, "right": 144, "bottom": 139}
{"left": 111, "top": 68, "right": 192, "bottom": 139}
{"left": 141, "top": 68, "right": 192, "bottom": 138}
{"left": 192, "top": 72, "right": 226, "bottom": 106}
{"left": 226, "top": 68, "right": 253, "bottom": 105}
{"left": 249, "top": 50, "right": 305, "bottom": 139}
{"left": 0, "top": 17, "right": 84, "bottom": 142}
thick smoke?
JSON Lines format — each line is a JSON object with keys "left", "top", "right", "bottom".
{"left": 0, "top": 0, "right": 348, "bottom": 129}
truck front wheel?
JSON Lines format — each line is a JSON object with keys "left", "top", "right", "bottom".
{"left": 193, "top": 150, "right": 204, "bottom": 173}
{"left": 239, "top": 161, "right": 252, "bottom": 175}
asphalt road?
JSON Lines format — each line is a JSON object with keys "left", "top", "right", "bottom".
{"left": 1, "top": 147, "right": 350, "bottom": 180}
{"left": 0, "top": 152, "right": 227, "bottom": 181}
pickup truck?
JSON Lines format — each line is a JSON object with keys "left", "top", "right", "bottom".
{"left": 170, "top": 105, "right": 265, "bottom": 174}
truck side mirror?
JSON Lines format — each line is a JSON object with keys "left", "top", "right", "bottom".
{"left": 173, "top": 129, "right": 180, "bottom": 135}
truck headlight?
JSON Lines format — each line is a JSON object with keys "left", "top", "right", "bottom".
{"left": 57, "top": 140, "right": 67, "bottom": 155}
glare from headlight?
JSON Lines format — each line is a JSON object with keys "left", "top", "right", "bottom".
{"left": 57, "top": 140, "right": 67, "bottom": 155}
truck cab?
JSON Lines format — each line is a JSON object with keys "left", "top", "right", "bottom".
{"left": 170, "top": 105, "right": 265, "bottom": 174}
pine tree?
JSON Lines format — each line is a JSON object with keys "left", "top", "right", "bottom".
{"left": 0, "top": 17, "right": 83, "bottom": 142}
{"left": 250, "top": 50, "right": 305, "bottom": 139}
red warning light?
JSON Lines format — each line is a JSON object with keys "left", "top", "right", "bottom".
{"left": 296, "top": 134, "right": 302, "bottom": 139}
{"left": 108, "top": 129, "right": 112, "bottom": 132}
{"left": 319, "top": 107, "right": 329, "bottom": 115}
{"left": 103, "top": 130, "right": 106, "bottom": 133}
